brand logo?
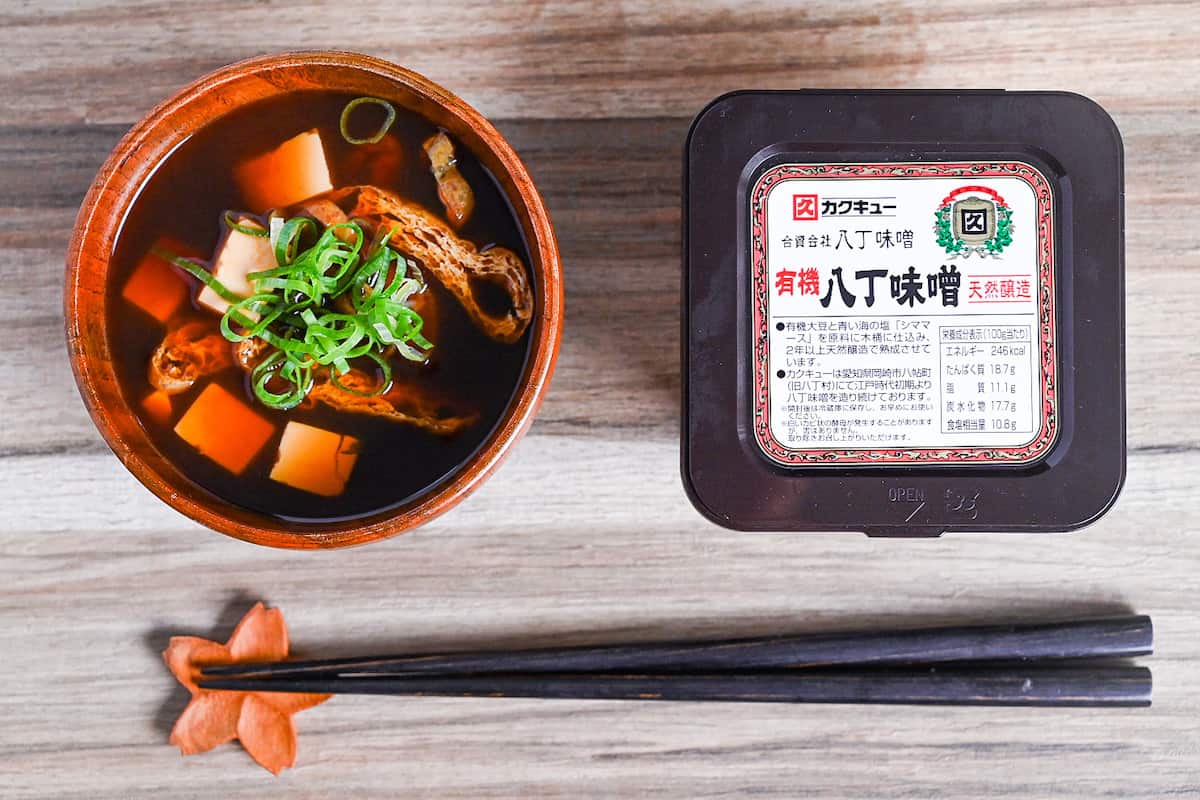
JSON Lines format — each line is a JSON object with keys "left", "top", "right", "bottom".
{"left": 934, "top": 186, "right": 1013, "bottom": 257}
{"left": 792, "top": 194, "right": 818, "bottom": 221}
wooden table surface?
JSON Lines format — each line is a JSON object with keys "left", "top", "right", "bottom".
{"left": 2, "top": 2, "right": 1198, "bottom": 797}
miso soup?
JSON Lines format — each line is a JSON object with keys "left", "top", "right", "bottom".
{"left": 108, "top": 91, "right": 534, "bottom": 522}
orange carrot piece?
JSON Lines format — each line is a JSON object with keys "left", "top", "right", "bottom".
{"left": 342, "top": 134, "right": 404, "bottom": 186}
{"left": 140, "top": 389, "right": 174, "bottom": 426}
{"left": 173, "top": 384, "right": 275, "bottom": 474}
{"left": 121, "top": 238, "right": 196, "bottom": 323}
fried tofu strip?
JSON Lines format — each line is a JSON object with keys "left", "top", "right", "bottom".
{"left": 232, "top": 337, "right": 270, "bottom": 371}
{"left": 306, "top": 369, "right": 477, "bottom": 437}
{"left": 148, "top": 321, "right": 234, "bottom": 394}
{"left": 423, "top": 132, "right": 475, "bottom": 228}
{"left": 293, "top": 198, "right": 358, "bottom": 244}
{"left": 323, "top": 185, "right": 533, "bottom": 344}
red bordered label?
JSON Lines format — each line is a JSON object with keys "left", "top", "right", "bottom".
{"left": 750, "top": 162, "right": 1058, "bottom": 466}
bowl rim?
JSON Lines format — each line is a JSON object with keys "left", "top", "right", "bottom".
{"left": 64, "top": 50, "right": 563, "bottom": 549}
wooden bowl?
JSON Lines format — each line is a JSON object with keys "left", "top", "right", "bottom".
{"left": 65, "top": 51, "right": 563, "bottom": 549}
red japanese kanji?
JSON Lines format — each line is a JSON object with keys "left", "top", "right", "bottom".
{"left": 775, "top": 268, "right": 797, "bottom": 296}
{"left": 797, "top": 267, "right": 820, "bottom": 296}
{"left": 792, "top": 194, "right": 818, "bottom": 221}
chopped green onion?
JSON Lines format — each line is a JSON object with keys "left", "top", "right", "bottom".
{"left": 339, "top": 97, "right": 397, "bottom": 145}
{"left": 272, "top": 216, "right": 318, "bottom": 266}
{"left": 153, "top": 211, "right": 432, "bottom": 411}
{"left": 251, "top": 350, "right": 312, "bottom": 411}
{"left": 268, "top": 215, "right": 285, "bottom": 250}
{"left": 152, "top": 247, "right": 241, "bottom": 304}
{"left": 223, "top": 211, "right": 269, "bottom": 237}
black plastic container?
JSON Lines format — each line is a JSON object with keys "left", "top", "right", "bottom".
{"left": 682, "top": 91, "right": 1124, "bottom": 535}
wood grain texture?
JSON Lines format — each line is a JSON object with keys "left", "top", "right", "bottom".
{"left": 1, "top": 1, "right": 1199, "bottom": 797}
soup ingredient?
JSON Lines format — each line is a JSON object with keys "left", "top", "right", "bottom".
{"left": 149, "top": 321, "right": 234, "bottom": 394}
{"left": 328, "top": 185, "right": 533, "bottom": 343}
{"left": 196, "top": 217, "right": 274, "bottom": 316}
{"left": 343, "top": 134, "right": 404, "bottom": 186}
{"left": 423, "top": 131, "right": 475, "bottom": 227}
{"left": 167, "top": 217, "right": 433, "bottom": 411}
{"left": 234, "top": 336, "right": 270, "bottom": 370}
{"left": 174, "top": 383, "right": 275, "bottom": 474}
{"left": 140, "top": 389, "right": 174, "bottom": 425}
{"left": 164, "top": 602, "right": 329, "bottom": 775}
{"left": 121, "top": 240, "right": 192, "bottom": 322}
{"left": 269, "top": 421, "right": 359, "bottom": 496}
{"left": 234, "top": 129, "right": 333, "bottom": 213}
{"left": 295, "top": 198, "right": 353, "bottom": 237}
{"left": 306, "top": 368, "right": 477, "bottom": 435}
{"left": 292, "top": 202, "right": 419, "bottom": 338}
{"left": 339, "top": 96, "right": 396, "bottom": 146}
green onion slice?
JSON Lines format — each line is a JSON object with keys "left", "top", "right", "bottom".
{"left": 154, "top": 210, "right": 431, "bottom": 410}
{"left": 339, "top": 97, "right": 397, "bottom": 145}
{"left": 272, "top": 216, "right": 318, "bottom": 266}
{"left": 223, "top": 211, "right": 269, "bottom": 237}
{"left": 153, "top": 247, "right": 243, "bottom": 304}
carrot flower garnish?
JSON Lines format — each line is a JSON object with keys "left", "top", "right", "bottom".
{"left": 163, "top": 602, "right": 329, "bottom": 774}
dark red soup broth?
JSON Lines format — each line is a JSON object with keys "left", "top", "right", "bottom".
{"left": 108, "top": 91, "right": 533, "bottom": 523}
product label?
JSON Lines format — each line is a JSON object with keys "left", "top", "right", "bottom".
{"left": 750, "top": 162, "right": 1058, "bottom": 466}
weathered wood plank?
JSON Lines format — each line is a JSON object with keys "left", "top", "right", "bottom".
{"left": 0, "top": 1, "right": 1197, "bottom": 124}
{"left": 2, "top": 1, "right": 1199, "bottom": 797}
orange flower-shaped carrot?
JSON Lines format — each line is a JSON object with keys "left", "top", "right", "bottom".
{"left": 163, "top": 602, "right": 329, "bottom": 774}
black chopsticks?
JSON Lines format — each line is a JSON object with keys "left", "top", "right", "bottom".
{"left": 202, "top": 615, "right": 1152, "bottom": 677}
{"left": 198, "top": 615, "right": 1153, "bottom": 707}
{"left": 200, "top": 666, "right": 1151, "bottom": 707}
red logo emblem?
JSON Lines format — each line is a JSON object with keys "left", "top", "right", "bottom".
{"left": 793, "top": 194, "right": 818, "bottom": 221}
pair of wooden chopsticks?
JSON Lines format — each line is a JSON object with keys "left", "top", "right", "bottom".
{"left": 198, "top": 615, "right": 1153, "bottom": 707}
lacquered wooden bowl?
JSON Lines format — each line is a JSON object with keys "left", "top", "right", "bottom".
{"left": 65, "top": 51, "right": 562, "bottom": 549}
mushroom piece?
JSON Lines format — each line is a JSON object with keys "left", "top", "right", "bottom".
{"left": 423, "top": 132, "right": 475, "bottom": 228}
{"left": 321, "top": 185, "right": 533, "bottom": 344}
{"left": 305, "top": 369, "right": 477, "bottom": 437}
{"left": 148, "top": 321, "right": 234, "bottom": 394}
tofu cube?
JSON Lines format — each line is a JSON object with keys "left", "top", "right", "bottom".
{"left": 174, "top": 383, "right": 275, "bottom": 475}
{"left": 121, "top": 238, "right": 194, "bottom": 323}
{"left": 196, "top": 219, "right": 274, "bottom": 317}
{"left": 234, "top": 129, "right": 334, "bottom": 213}
{"left": 140, "top": 390, "right": 174, "bottom": 426}
{"left": 269, "top": 422, "right": 359, "bottom": 497}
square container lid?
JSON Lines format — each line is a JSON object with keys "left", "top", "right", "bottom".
{"left": 682, "top": 90, "right": 1125, "bottom": 536}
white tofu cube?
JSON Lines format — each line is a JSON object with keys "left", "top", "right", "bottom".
{"left": 234, "top": 129, "right": 334, "bottom": 213}
{"left": 269, "top": 421, "right": 360, "bottom": 497}
{"left": 197, "top": 219, "right": 274, "bottom": 317}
